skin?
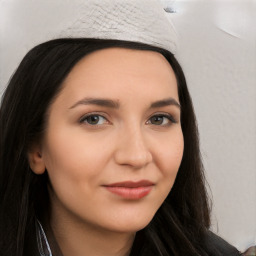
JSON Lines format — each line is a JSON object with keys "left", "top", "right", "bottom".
{"left": 29, "top": 48, "right": 184, "bottom": 256}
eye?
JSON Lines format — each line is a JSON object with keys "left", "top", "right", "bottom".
{"left": 79, "top": 114, "right": 108, "bottom": 125}
{"left": 147, "top": 114, "right": 176, "bottom": 126}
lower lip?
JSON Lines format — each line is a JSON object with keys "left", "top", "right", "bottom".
{"left": 104, "top": 186, "right": 153, "bottom": 199}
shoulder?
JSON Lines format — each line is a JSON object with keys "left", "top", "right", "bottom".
{"left": 204, "top": 231, "right": 241, "bottom": 256}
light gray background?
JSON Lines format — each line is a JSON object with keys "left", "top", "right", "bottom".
{"left": 0, "top": 0, "right": 255, "bottom": 251}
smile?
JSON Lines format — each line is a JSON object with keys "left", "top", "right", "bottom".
{"left": 103, "top": 180, "right": 154, "bottom": 200}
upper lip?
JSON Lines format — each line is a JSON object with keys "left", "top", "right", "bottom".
{"left": 104, "top": 180, "right": 155, "bottom": 188}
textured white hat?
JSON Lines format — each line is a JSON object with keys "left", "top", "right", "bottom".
{"left": 8, "top": 0, "right": 177, "bottom": 54}
{"left": 57, "top": 0, "right": 178, "bottom": 54}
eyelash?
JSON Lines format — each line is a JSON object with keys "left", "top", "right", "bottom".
{"left": 79, "top": 113, "right": 177, "bottom": 127}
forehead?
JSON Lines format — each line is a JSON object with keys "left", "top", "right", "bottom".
{"left": 57, "top": 47, "right": 178, "bottom": 105}
{"left": 65, "top": 47, "right": 175, "bottom": 80}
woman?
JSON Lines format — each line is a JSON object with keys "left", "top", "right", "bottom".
{"left": 0, "top": 1, "right": 242, "bottom": 256}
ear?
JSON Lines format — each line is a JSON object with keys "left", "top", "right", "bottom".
{"left": 27, "top": 144, "right": 46, "bottom": 175}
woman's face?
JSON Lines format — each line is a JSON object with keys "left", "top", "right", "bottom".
{"left": 29, "top": 47, "right": 184, "bottom": 233}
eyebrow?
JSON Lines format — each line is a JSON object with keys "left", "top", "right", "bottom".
{"left": 69, "top": 98, "right": 120, "bottom": 109}
{"left": 150, "top": 98, "right": 181, "bottom": 109}
{"left": 69, "top": 97, "right": 181, "bottom": 110}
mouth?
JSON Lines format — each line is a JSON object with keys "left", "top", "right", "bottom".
{"left": 103, "top": 180, "right": 154, "bottom": 200}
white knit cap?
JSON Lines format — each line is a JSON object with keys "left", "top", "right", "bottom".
{"left": 10, "top": 0, "right": 177, "bottom": 54}
{"left": 56, "top": 0, "right": 178, "bottom": 54}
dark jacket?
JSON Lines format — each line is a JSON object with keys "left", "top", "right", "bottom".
{"left": 204, "top": 231, "right": 241, "bottom": 256}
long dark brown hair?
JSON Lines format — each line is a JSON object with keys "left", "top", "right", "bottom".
{"left": 0, "top": 39, "right": 211, "bottom": 256}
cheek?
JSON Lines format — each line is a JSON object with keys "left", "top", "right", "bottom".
{"left": 159, "top": 128, "right": 183, "bottom": 159}
{"left": 41, "top": 131, "right": 112, "bottom": 219}
{"left": 41, "top": 128, "right": 111, "bottom": 196}
{"left": 154, "top": 129, "right": 184, "bottom": 185}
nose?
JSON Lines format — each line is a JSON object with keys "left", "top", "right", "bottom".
{"left": 114, "top": 126, "right": 153, "bottom": 169}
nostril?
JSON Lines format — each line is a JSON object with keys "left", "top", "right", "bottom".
{"left": 114, "top": 143, "right": 152, "bottom": 168}
{"left": 116, "top": 152, "right": 152, "bottom": 169}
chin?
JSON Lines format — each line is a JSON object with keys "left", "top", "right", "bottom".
{"left": 103, "top": 213, "right": 155, "bottom": 234}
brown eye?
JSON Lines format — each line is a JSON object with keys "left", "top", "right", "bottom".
{"left": 80, "top": 115, "right": 108, "bottom": 125}
{"left": 147, "top": 114, "right": 176, "bottom": 126}
{"left": 150, "top": 116, "right": 165, "bottom": 125}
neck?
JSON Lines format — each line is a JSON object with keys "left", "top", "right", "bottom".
{"left": 49, "top": 210, "right": 135, "bottom": 256}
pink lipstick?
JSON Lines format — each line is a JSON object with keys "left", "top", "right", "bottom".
{"left": 103, "top": 180, "right": 154, "bottom": 199}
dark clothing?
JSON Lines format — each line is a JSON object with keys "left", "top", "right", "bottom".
{"left": 204, "top": 231, "right": 241, "bottom": 256}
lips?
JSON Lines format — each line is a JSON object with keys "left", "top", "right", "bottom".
{"left": 103, "top": 180, "right": 154, "bottom": 199}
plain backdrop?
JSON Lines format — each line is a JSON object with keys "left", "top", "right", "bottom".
{"left": 0, "top": 0, "right": 255, "bottom": 251}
